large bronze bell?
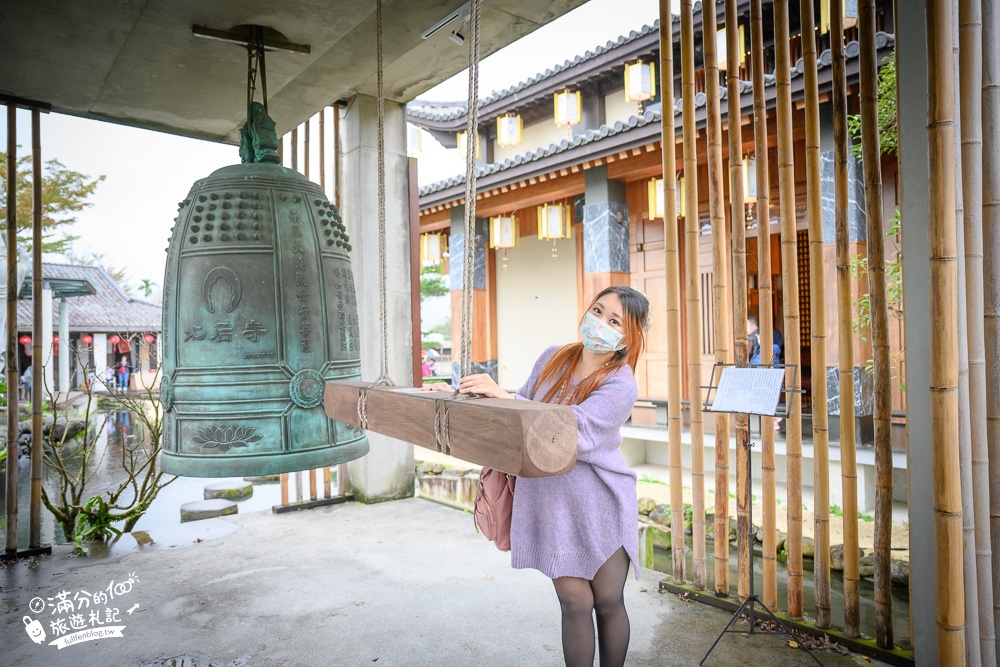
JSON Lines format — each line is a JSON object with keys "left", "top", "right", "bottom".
{"left": 159, "top": 103, "right": 368, "bottom": 477}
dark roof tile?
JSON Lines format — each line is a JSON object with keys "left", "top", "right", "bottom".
{"left": 16, "top": 263, "right": 160, "bottom": 333}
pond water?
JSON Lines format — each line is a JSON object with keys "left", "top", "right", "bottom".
{"left": 652, "top": 538, "right": 912, "bottom": 650}
{"left": 0, "top": 407, "right": 279, "bottom": 547}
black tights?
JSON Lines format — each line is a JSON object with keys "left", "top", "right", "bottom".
{"left": 551, "top": 547, "right": 631, "bottom": 667}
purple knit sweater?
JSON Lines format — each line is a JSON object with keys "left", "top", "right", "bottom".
{"left": 510, "top": 345, "right": 639, "bottom": 580}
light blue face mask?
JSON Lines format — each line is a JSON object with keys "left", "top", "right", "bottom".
{"left": 580, "top": 311, "right": 625, "bottom": 354}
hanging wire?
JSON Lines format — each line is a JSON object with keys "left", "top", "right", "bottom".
{"left": 373, "top": 0, "right": 395, "bottom": 387}
{"left": 459, "top": 0, "right": 482, "bottom": 379}
{"left": 245, "top": 26, "right": 269, "bottom": 124}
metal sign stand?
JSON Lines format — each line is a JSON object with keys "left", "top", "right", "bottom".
{"left": 698, "top": 362, "right": 821, "bottom": 666}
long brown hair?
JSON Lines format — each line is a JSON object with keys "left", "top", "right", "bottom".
{"left": 533, "top": 285, "right": 650, "bottom": 404}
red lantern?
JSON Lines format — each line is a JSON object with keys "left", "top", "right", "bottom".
{"left": 81, "top": 334, "right": 93, "bottom": 344}
{"left": 144, "top": 334, "right": 155, "bottom": 344}
{"left": 18, "top": 335, "right": 30, "bottom": 345}
{"left": 109, "top": 335, "right": 121, "bottom": 344}
{"left": 52, "top": 335, "right": 59, "bottom": 344}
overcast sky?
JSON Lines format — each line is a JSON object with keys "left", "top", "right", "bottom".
{"left": 2, "top": 0, "right": 662, "bottom": 294}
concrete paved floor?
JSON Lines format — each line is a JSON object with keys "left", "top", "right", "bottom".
{"left": 2, "top": 498, "right": 887, "bottom": 667}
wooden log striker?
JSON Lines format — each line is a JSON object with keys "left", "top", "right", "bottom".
{"left": 324, "top": 381, "right": 578, "bottom": 478}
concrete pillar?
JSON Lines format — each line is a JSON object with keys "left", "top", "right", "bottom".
{"left": 58, "top": 298, "right": 69, "bottom": 393}
{"left": 896, "top": 4, "right": 937, "bottom": 663}
{"left": 449, "top": 206, "right": 496, "bottom": 380}
{"left": 340, "top": 94, "right": 415, "bottom": 503}
{"left": 819, "top": 103, "right": 875, "bottom": 444}
{"left": 92, "top": 333, "right": 109, "bottom": 393}
{"left": 582, "top": 165, "right": 630, "bottom": 306}
{"left": 40, "top": 282, "right": 52, "bottom": 396}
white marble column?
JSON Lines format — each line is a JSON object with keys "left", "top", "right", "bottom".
{"left": 58, "top": 298, "right": 69, "bottom": 392}
{"left": 40, "top": 282, "right": 52, "bottom": 396}
{"left": 92, "top": 333, "right": 108, "bottom": 393}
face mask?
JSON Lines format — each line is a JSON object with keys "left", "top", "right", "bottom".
{"left": 580, "top": 311, "right": 625, "bottom": 354}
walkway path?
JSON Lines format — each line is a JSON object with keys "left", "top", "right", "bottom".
{"left": 2, "top": 498, "right": 887, "bottom": 666}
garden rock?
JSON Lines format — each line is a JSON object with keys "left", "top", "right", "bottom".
{"left": 801, "top": 536, "right": 815, "bottom": 558}
{"left": 638, "top": 497, "right": 657, "bottom": 515}
{"left": 416, "top": 462, "right": 445, "bottom": 475}
{"left": 858, "top": 553, "right": 876, "bottom": 578}
{"left": 830, "top": 544, "right": 865, "bottom": 571}
{"left": 648, "top": 504, "right": 670, "bottom": 527}
{"left": 51, "top": 419, "right": 87, "bottom": 442}
{"left": 890, "top": 558, "right": 909, "bottom": 587}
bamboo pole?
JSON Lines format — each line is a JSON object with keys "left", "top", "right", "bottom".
{"left": 702, "top": 0, "right": 733, "bottom": 598}
{"left": 955, "top": 64, "right": 982, "bottom": 667}
{"left": 773, "top": 0, "right": 804, "bottom": 620}
{"left": 831, "top": 0, "right": 861, "bottom": 638}
{"left": 4, "top": 105, "right": 17, "bottom": 554}
{"left": 983, "top": 0, "right": 1000, "bottom": 660}
{"left": 680, "top": 0, "right": 706, "bottom": 591}
{"left": 724, "top": 0, "right": 751, "bottom": 603}
{"left": 965, "top": 0, "right": 1000, "bottom": 663}
{"left": 659, "top": 0, "right": 686, "bottom": 586}
{"left": 927, "top": 0, "right": 968, "bottom": 661}
{"left": 859, "top": 0, "right": 895, "bottom": 648}
{"left": 749, "top": 0, "right": 777, "bottom": 610}
{"left": 799, "top": 0, "right": 831, "bottom": 628}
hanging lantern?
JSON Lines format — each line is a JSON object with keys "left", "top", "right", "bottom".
{"left": 489, "top": 214, "right": 519, "bottom": 269}
{"left": 159, "top": 28, "right": 368, "bottom": 477}
{"left": 647, "top": 178, "right": 665, "bottom": 219}
{"left": 496, "top": 115, "right": 523, "bottom": 148}
{"left": 18, "top": 334, "right": 30, "bottom": 345}
{"left": 537, "top": 203, "right": 572, "bottom": 260}
{"left": 420, "top": 232, "right": 449, "bottom": 265}
{"left": 81, "top": 334, "right": 93, "bottom": 345}
{"left": 457, "top": 131, "right": 481, "bottom": 159}
{"left": 716, "top": 25, "right": 747, "bottom": 70}
{"left": 553, "top": 90, "right": 582, "bottom": 127}
{"left": 109, "top": 334, "right": 121, "bottom": 344}
{"left": 742, "top": 156, "right": 758, "bottom": 203}
{"left": 144, "top": 333, "right": 156, "bottom": 344}
{"left": 537, "top": 204, "right": 572, "bottom": 240}
{"left": 624, "top": 60, "right": 656, "bottom": 105}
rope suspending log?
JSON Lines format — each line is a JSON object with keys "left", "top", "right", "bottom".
{"left": 323, "top": 0, "right": 577, "bottom": 477}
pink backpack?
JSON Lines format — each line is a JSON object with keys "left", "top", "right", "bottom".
{"left": 473, "top": 467, "right": 516, "bottom": 551}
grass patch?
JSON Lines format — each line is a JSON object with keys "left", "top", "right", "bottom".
{"left": 639, "top": 474, "right": 667, "bottom": 486}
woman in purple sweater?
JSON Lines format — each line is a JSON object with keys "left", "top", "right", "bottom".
{"left": 457, "top": 285, "right": 649, "bottom": 667}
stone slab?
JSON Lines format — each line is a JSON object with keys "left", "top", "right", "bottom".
{"left": 180, "top": 498, "right": 238, "bottom": 522}
{"left": 204, "top": 480, "right": 253, "bottom": 501}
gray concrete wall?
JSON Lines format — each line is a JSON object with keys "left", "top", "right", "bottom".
{"left": 896, "top": 4, "right": 937, "bottom": 663}
{"left": 340, "top": 94, "right": 415, "bottom": 503}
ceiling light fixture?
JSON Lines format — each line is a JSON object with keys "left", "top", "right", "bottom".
{"left": 421, "top": 2, "right": 472, "bottom": 40}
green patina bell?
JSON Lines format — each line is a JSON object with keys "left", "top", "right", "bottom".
{"left": 160, "top": 102, "right": 368, "bottom": 477}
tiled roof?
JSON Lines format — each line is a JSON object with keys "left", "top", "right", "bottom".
{"left": 408, "top": 20, "right": 666, "bottom": 122}
{"left": 16, "top": 263, "right": 161, "bottom": 333}
{"left": 418, "top": 33, "right": 895, "bottom": 199}
{"left": 420, "top": 108, "right": 664, "bottom": 196}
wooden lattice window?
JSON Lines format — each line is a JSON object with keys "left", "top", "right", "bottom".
{"left": 797, "top": 230, "right": 811, "bottom": 351}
